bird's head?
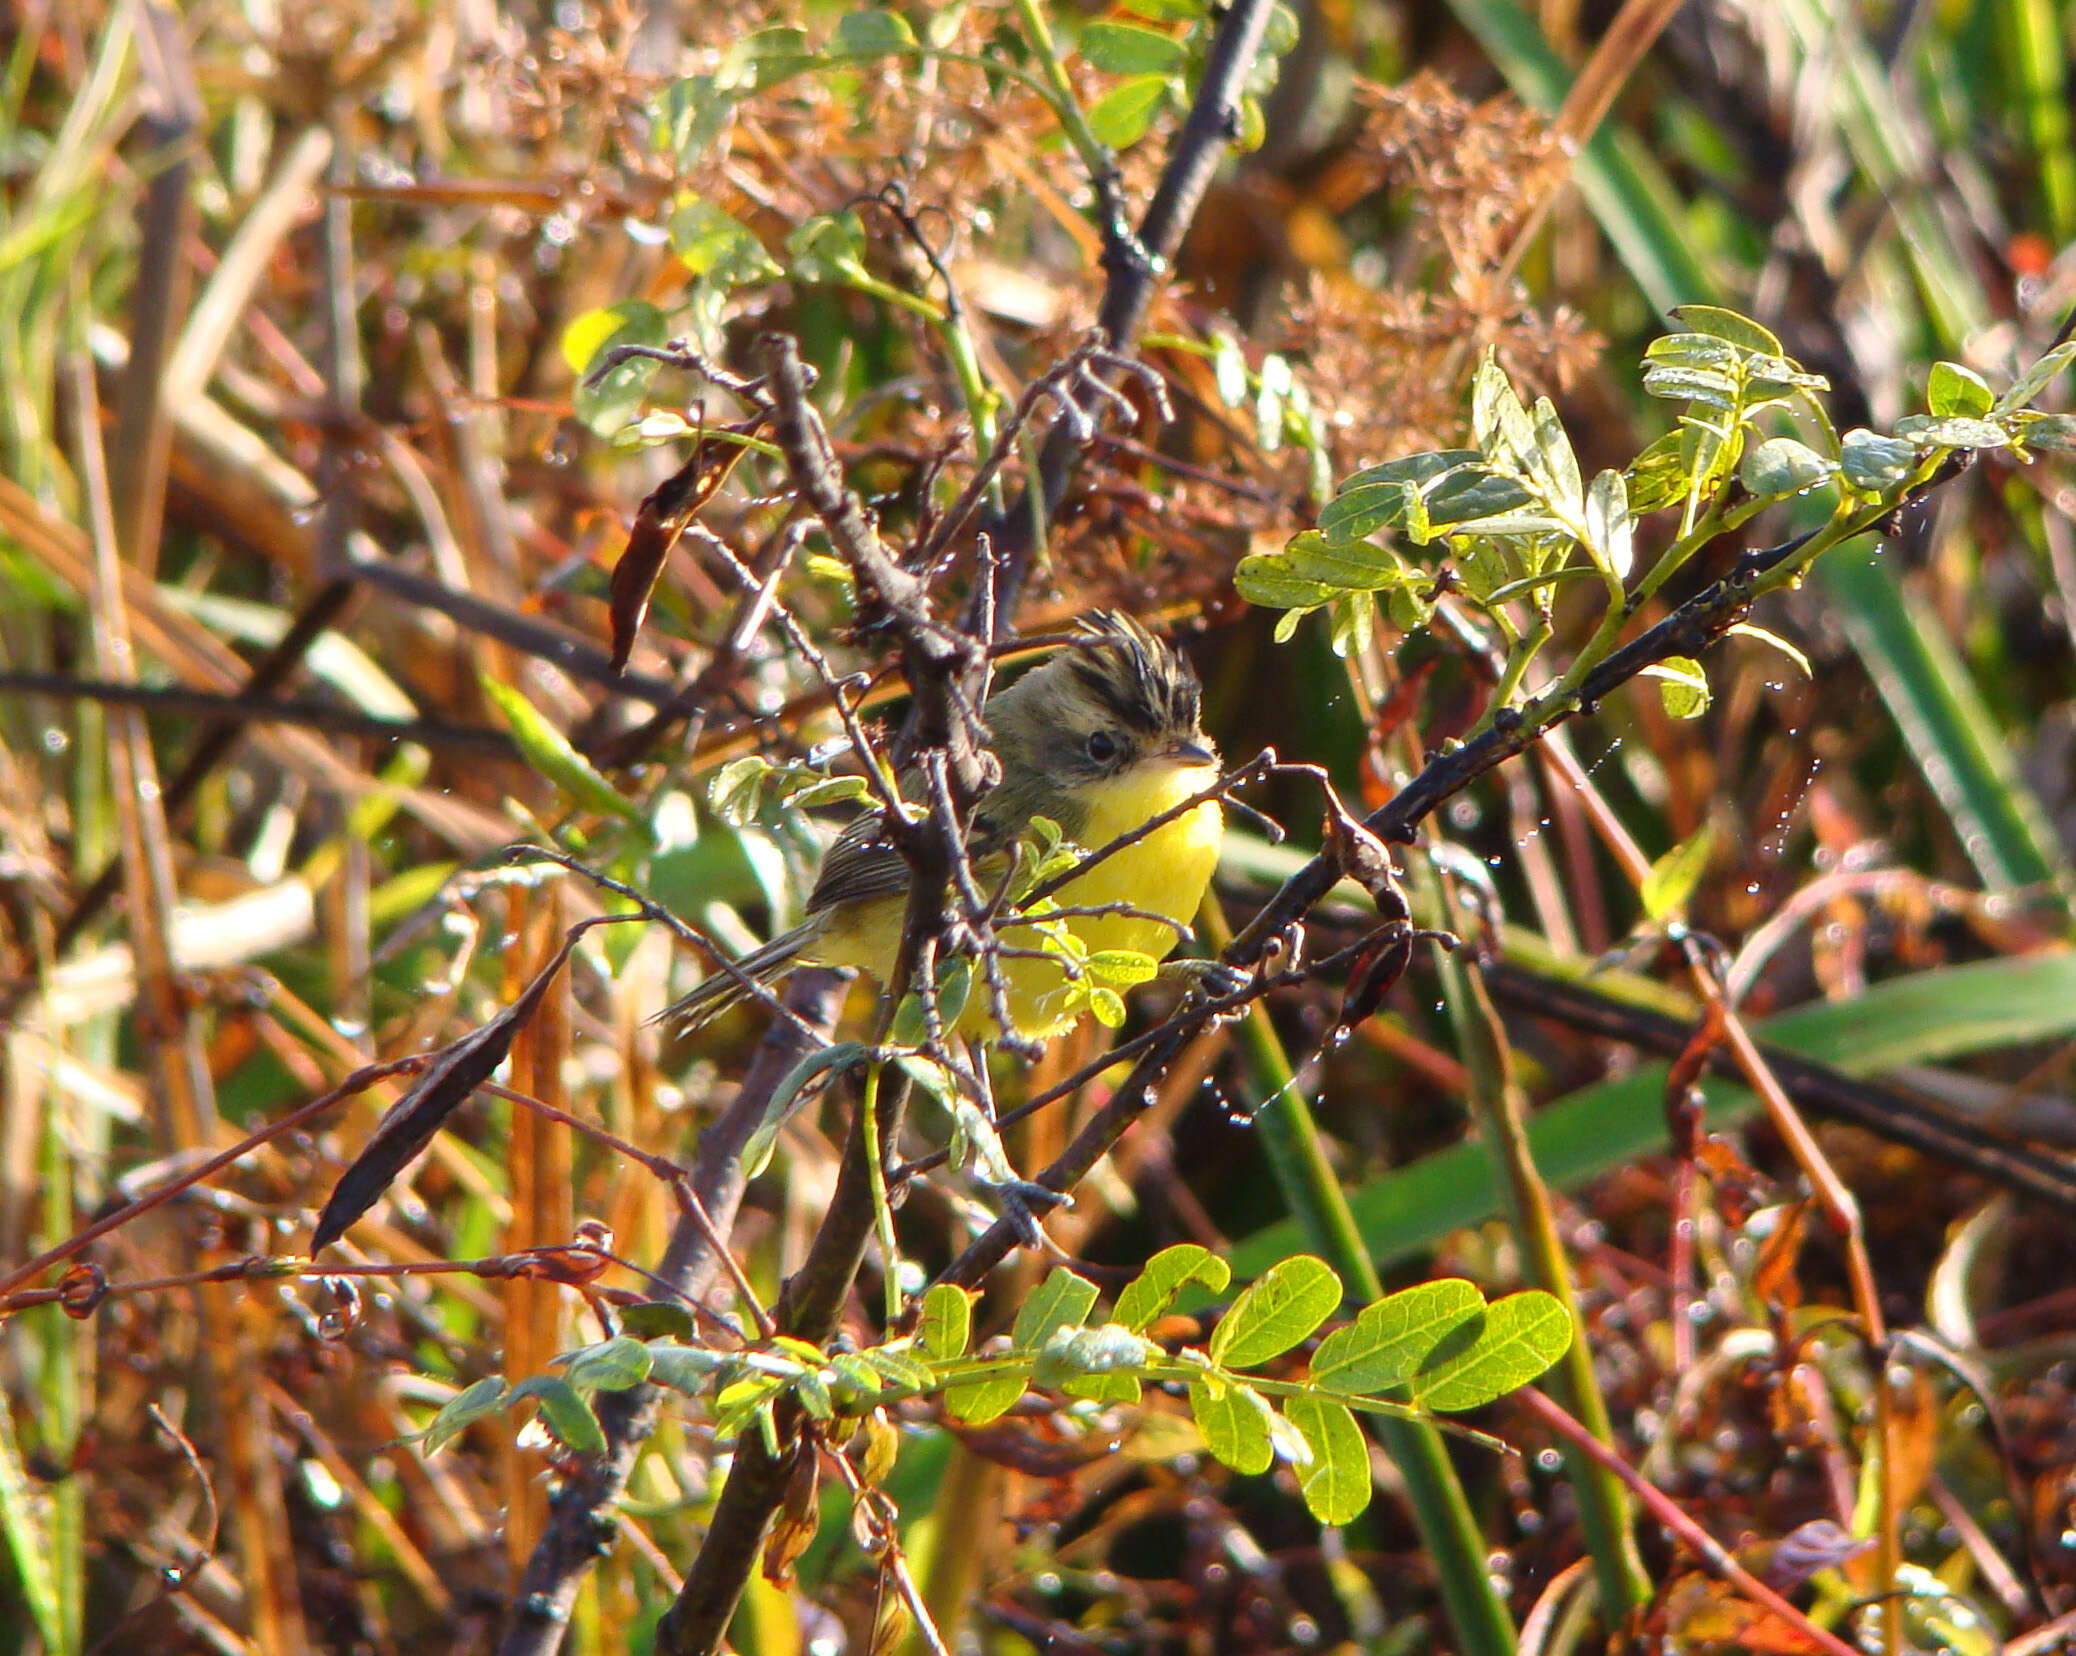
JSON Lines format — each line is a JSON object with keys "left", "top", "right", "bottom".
{"left": 984, "top": 612, "right": 1220, "bottom": 836}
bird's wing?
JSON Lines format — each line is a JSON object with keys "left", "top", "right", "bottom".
{"left": 803, "top": 810, "right": 913, "bottom": 914}
{"left": 803, "top": 783, "right": 1027, "bottom": 917}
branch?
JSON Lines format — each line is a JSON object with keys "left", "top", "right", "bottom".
{"left": 972, "top": 0, "right": 1281, "bottom": 634}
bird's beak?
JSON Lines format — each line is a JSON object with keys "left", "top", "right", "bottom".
{"left": 1162, "top": 736, "right": 1220, "bottom": 768}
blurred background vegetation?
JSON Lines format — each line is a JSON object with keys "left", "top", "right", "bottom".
{"left": 3, "top": 0, "right": 2076, "bottom": 1652}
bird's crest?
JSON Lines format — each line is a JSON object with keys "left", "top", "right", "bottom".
{"left": 1062, "top": 612, "right": 1201, "bottom": 736}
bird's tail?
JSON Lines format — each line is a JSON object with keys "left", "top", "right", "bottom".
{"left": 654, "top": 922, "right": 823, "bottom": 1030}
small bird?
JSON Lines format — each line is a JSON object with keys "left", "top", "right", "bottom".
{"left": 663, "top": 612, "right": 1224, "bottom": 1039}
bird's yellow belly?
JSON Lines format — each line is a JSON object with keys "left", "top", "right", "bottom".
{"left": 805, "top": 768, "right": 1223, "bottom": 1041}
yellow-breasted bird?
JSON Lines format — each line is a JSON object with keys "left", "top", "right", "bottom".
{"left": 662, "top": 612, "right": 1224, "bottom": 1039}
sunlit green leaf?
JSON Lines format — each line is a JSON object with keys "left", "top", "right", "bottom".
{"left": 1640, "top": 824, "right": 1715, "bottom": 921}
{"left": 1079, "top": 19, "right": 1186, "bottom": 74}
{"left": 669, "top": 197, "right": 780, "bottom": 285}
{"left": 1310, "top": 1278, "right": 1482, "bottom": 1394}
{"left": 1739, "top": 436, "right": 1835, "bottom": 498}
{"left": 563, "top": 299, "right": 668, "bottom": 435}
{"left": 1013, "top": 1269, "right": 1100, "bottom": 1351}
{"left": 1892, "top": 414, "right": 2009, "bottom": 452}
{"left": 1840, "top": 428, "right": 1921, "bottom": 492}
{"left": 1583, "top": 468, "right": 1632, "bottom": 579}
{"left": 560, "top": 1336, "right": 653, "bottom": 1393}
{"left": 943, "top": 1367, "right": 1026, "bottom": 1424}
{"left": 423, "top": 1377, "right": 506, "bottom": 1455}
{"left": 1997, "top": 336, "right": 2076, "bottom": 411}
{"left": 481, "top": 677, "right": 642, "bottom": 822}
{"left": 1115, "top": 1243, "right": 1232, "bottom": 1331}
{"left": 920, "top": 1284, "right": 974, "bottom": 1360}
{"left": 1643, "top": 656, "right": 1710, "bottom": 719}
{"left": 1410, "top": 1291, "right": 1572, "bottom": 1412}
{"left": 1086, "top": 949, "right": 1160, "bottom": 986}
{"left": 1188, "top": 1375, "right": 1275, "bottom": 1473}
{"left": 1927, "top": 361, "right": 1994, "bottom": 419}
{"left": 743, "top": 1043, "right": 866, "bottom": 1177}
{"left": 835, "top": 9, "right": 917, "bottom": 56}
{"left": 1667, "top": 305, "right": 1782, "bottom": 355}
{"left": 1210, "top": 1255, "right": 1340, "bottom": 1369}
{"left": 1285, "top": 1395, "right": 1369, "bottom": 1524}
{"left": 1087, "top": 74, "right": 1174, "bottom": 147}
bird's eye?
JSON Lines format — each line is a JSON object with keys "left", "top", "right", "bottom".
{"left": 1085, "top": 730, "right": 1120, "bottom": 764}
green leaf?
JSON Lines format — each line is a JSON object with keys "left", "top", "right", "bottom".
{"left": 1209, "top": 1255, "right": 1341, "bottom": 1369}
{"left": 1087, "top": 73, "right": 1174, "bottom": 147}
{"left": 422, "top": 1377, "right": 506, "bottom": 1455}
{"left": 1997, "top": 336, "right": 2076, "bottom": 411}
{"left": 1284, "top": 1395, "right": 1369, "bottom": 1524}
{"left": 1583, "top": 468, "right": 1632, "bottom": 580}
{"left": 1013, "top": 1269, "right": 1100, "bottom": 1350}
{"left": 1892, "top": 414, "right": 2010, "bottom": 452}
{"left": 786, "top": 211, "right": 868, "bottom": 285}
{"left": 708, "top": 755, "right": 773, "bottom": 825}
{"left": 512, "top": 1375, "right": 608, "bottom": 1457}
{"left": 1422, "top": 468, "right": 1536, "bottom": 531}
{"left": 1329, "top": 591, "right": 1374, "bottom": 658}
{"left": 943, "top": 1367, "right": 1027, "bottom": 1424}
{"left": 668, "top": 197, "right": 780, "bottom": 285}
{"left": 860, "top": 1344, "right": 934, "bottom": 1394}
{"left": 646, "top": 1344, "right": 729, "bottom": 1394}
{"left": 1667, "top": 305, "right": 1783, "bottom": 355}
{"left": 783, "top": 774, "right": 872, "bottom": 811}
{"left": 835, "top": 8, "right": 917, "bottom": 56}
{"left": 1643, "top": 656, "right": 1710, "bottom": 719}
{"left": 563, "top": 299, "right": 668, "bottom": 435}
{"left": 1309, "top": 1279, "right": 1485, "bottom": 1395}
{"left": 743, "top": 1043, "right": 867, "bottom": 1178}
{"left": 1089, "top": 987, "right": 1127, "bottom": 1027}
{"left": 1086, "top": 949, "right": 1160, "bottom": 986}
{"left": 1839, "top": 428, "right": 1921, "bottom": 493}
{"left": 481, "top": 676, "right": 642, "bottom": 821}
{"left": 1283, "top": 530, "right": 1405, "bottom": 591}
{"left": 1640, "top": 361, "right": 1739, "bottom": 408}
{"left": 1411, "top": 1291, "right": 1572, "bottom": 1412}
{"left": 719, "top": 25, "right": 816, "bottom": 91}
{"left": 1644, "top": 332, "right": 1742, "bottom": 371}
{"left": 1526, "top": 397, "right": 1584, "bottom": 517}
{"left": 1470, "top": 353, "right": 1535, "bottom": 475}
{"left": 1187, "top": 1375, "right": 1275, "bottom": 1473}
{"left": 1079, "top": 19, "right": 1186, "bottom": 73}
{"left": 1234, "top": 552, "right": 1334, "bottom": 612}
{"left": 1927, "top": 361, "right": 1994, "bottom": 419}
{"left": 919, "top": 1285, "right": 974, "bottom": 1360}
{"left": 1625, "top": 429, "right": 1691, "bottom": 514}
{"left": 1640, "top": 823, "right": 1714, "bottom": 921}
{"left": 1739, "top": 436, "right": 1835, "bottom": 498}
{"left": 655, "top": 74, "right": 737, "bottom": 166}
{"left": 619, "top": 1301, "right": 698, "bottom": 1342}
{"left": 1233, "top": 92, "right": 1266, "bottom": 154}
{"left": 560, "top": 1336, "right": 654, "bottom": 1393}
{"left": 1115, "top": 1243, "right": 1231, "bottom": 1331}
